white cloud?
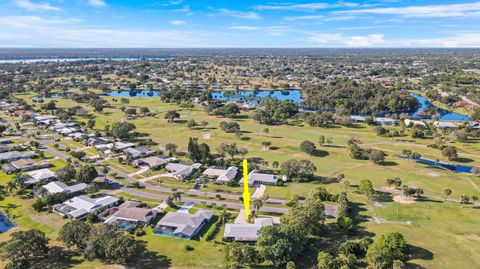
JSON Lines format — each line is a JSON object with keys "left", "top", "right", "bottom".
{"left": 307, "top": 31, "right": 480, "bottom": 48}
{"left": 254, "top": 2, "right": 359, "bottom": 12}
{"left": 229, "top": 26, "right": 261, "bottom": 30}
{"left": 308, "top": 33, "right": 385, "bottom": 47}
{"left": 169, "top": 20, "right": 186, "bottom": 25}
{"left": 15, "top": 0, "right": 61, "bottom": 11}
{"left": 0, "top": 15, "right": 210, "bottom": 47}
{"left": 343, "top": 2, "right": 480, "bottom": 18}
{"left": 87, "top": 0, "right": 107, "bottom": 7}
{"left": 285, "top": 15, "right": 356, "bottom": 21}
{"left": 217, "top": 8, "right": 261, "bottom": 20}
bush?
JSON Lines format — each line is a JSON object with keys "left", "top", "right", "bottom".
{"left": 185, "top": 244, "right": 194, "bottom": 251}
{"left": 135, "top": 228, "right": 146, "bottom": 237}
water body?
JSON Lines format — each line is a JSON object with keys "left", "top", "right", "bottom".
{"left": 211, "top": 90, "right": 304, "bottom": 104}
{"left": 410, "top": 93, "right": 470, "bottom": 121}
{"left": 0, "top": 212, "right": 14, "bottom": 233}
{"left": 398, "top": 156, "right": 473, "bottom": 173}
{"left": 103, "top": 90, "right": 160, "bottom": 98}
{"left": 0, "top": 57, "right": 165, "bottom": 64}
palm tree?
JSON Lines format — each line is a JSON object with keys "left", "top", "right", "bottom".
{"left": 219, "top": 209, "right": 229, "bottom": 224}
{"left": 172, "top": 191, "right": 182, "bottom": 202}
{"left": 253, "top": 199, "right": 263, "bottom": 211}
{"left": 6, "top": 181, "right": 17, "bottom": 196}
{"left": 443, "top": 188, "right": 452, "bottom": 200}
{"left": 13, "top": 173, "right": 25, "bottom": 190}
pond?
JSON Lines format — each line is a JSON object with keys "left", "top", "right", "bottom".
{"left": 103, "top": 90, "right": 160, "bottom": 98}
{"left": 0, "top": 212, "right": 14, "bottom": 233}
{"left": 410, "top": 93, "right": 470, "bottom": 121}
{"left": 211, "top": 90, "right": 303, "bottom": 104}
{"left": 398, "top": 156, "right": 474, "bottom": 173}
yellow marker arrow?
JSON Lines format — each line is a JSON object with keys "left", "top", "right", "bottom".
{"left": 242, "top": 159, "right": 250, "bottom": 222}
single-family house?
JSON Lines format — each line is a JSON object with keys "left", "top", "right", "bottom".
{"left": 41, "top": 181, "right": 87, "bottom": 196}
{"left": 0, "top": 145, "right": 9, "bottom": 153}
{"left": 53, "top": 195, "right": 119, "bottom": 220}
{"left": 202, "top": 166, "right": 238, "bottom": 183}
{"left": 350, "top": 115, "right": 366, "bottom": 122}
{"left": 104, "top": 201, "right": 158, "bottom": 230}
{"left": 87, "top": 137, "right": 113, "bottom": 147}
{"left": 153, "top": 210, "right": 214, "bottom": 240}
{"left": 133, "top": 156, "right": 169, "bottom": 169}
{"left": 224, "top": 210, "right": 280, "bottom": 242}
{"left": 123, "top": 147, "right": 156, "bottom": 159}
{"left": 239, "top": 170, "right": 280, "bottom": 186}
{"left": 1, "top": 159, "right": 50, "bottom": 174}
{"left": 404, "top": 119, "right": 426, "bottom": 127}
{"left": 165, "top": 163, "right": 202, "bottom": 180}
{"left": 433, "top": 121, "right": 458, "bottom": 128}
{"left": 24, "top": 168, "right": 56, "bottom": 185}
{"left": 0, "top": 151, "right": 34, "bottom": 163}
{"left": 375, "top": 117, "right": 396, "bottom": 126}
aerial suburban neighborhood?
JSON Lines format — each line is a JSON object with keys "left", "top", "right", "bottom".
{"left": 0, "top": 1, "right": 480, "bottom": 269}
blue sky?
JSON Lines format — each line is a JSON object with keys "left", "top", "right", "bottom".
{"left": 0, "top": 0, "right": 480, "bottom": 47}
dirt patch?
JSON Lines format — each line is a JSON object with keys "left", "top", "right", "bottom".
{"left": 425, "top": 171, "right": 440, "bottom": 177}
{"left": 394, "top": 195, "right": 416, "bottom": 204}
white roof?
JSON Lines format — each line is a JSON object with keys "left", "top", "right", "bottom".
{"left": 156, "top": 210, "right": 214, "bottom": 237}
{"left": 433, "top": 121, "right": 458, "bottom": 128}
{"left": 25, "top": 168, "right": 55, "bottom": 184}
{"left": 404, "top": 119, "right": 426, "bottom": 126}
{"left": 60, "top": 195, "right": 119, "bottom": 215}
{"left": 42, "top": 181, "right": 87, "bottom": 194}
{"left": 240, "top": 170, "right": 279, "bottom": 185}
{"left": 202, "top": 166, "right": 238, "bottom": 182}
{"left": 224, "top": 217, "right": 275, "bottom": 241}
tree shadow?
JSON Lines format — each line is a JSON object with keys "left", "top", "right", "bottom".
{"left": 31, "top": 246, "right": 83, "bottom": 269}
{"left": 381, "top": 161, "right": 398, "bottom": 166}
{"left": 312, "top": 150, "right": 329, "bottom": 157}
{"left": 407, "top": 244, "right": 434, "bottom": 261}
{"left": 131, "top": 241, "right": 172, "bottom": 269}
{"left": 454, "top": 157, "right": 474, "bottom": 163}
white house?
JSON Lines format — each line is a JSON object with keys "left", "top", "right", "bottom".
{"left": 202, "top": 166, "right": 238, "bottom": 183}
{"left": 165, "top": 163, "right": 202, "bottom": 180}
{"left": 433, "top": 121, "right": 458, "bottom": 128}
{"left": 24, "top": 168, "right": 56, "bottom": 185}
{"left": 404, "top": 119, "right": 426, "bottom": 127}
{"left": 53, "top": 195, "right": 119, "bottom": 220}
{"left": 224, "top": 210, "right": 280, "bottom": 242}
{"left": 375, "top": 117, "right": 396, "bottom": 126}
{"left": 41, "top": 181, "right": 87, "bottom": 195}
{"left": 239, "top": 170, "right": 280, "bottom": 186}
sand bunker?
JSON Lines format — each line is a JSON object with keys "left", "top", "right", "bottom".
{"left": 394, "top": 195, "right": 416, "bottom": 204}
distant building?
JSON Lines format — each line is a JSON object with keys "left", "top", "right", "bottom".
{"left": 433, "top": 121, "right": 458, "bottom": 128}
{"left": 1, "top": 158, "right": 50, "bottom": 174}
{"left": 350, "top": 115, "right": 365, "bottom": 122}
{"left": 404, "top": 119, "right": 426, "bottom": 127}
{"left": 123, "top": 147, "right": 156, "bottom": 159}
{"left": 153, "top": 210, "right": 214, "bottom": 240}
{"left": 133, "top": 156, "right": 169, "bottom": 169}
{"left": 375, "top": 117, "right": 396, "bottom": 126}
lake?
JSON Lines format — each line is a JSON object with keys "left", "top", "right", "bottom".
{"left": 410, "top": 93, "right": 470, "bottom": 121}
{"left": 399, "top": 156, "right": 473, "bottom": 173}
{"left": 103, "top": 90, "right": 160, "bottom": 98}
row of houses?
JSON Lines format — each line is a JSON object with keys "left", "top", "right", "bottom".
{"left": 351, "top": 115, "right": 480, "bottom": 129}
